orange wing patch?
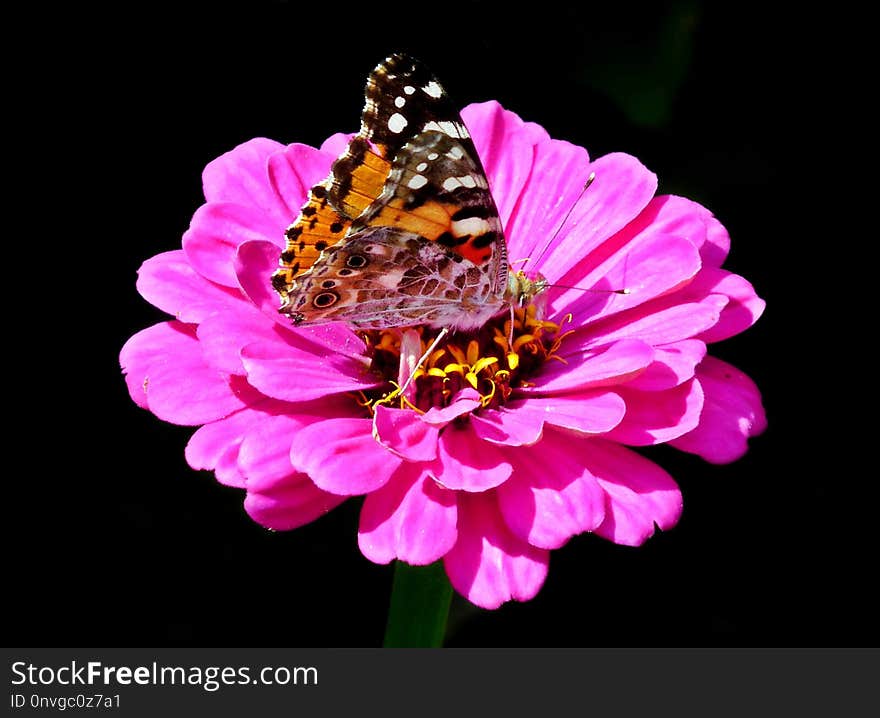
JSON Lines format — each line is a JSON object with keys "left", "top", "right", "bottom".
{"left": 366, "top": 199, "right": 499, "bottom": 267}
{"left": 272, "top": 148, "right": 393, "bottom": 300}
{"left": 367, "top": 198, "right": 452, "bottom": 239}
{"left": 271, "top": 185, "right": 348, "bottom": 299}
{"left": 332, "top": 145, "right": 393, "bottom": 218}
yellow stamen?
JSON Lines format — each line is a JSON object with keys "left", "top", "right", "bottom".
{"left": 466, "top": 339, "right": 480, "bottom": 366}
{"left": 471, "top": 356, "right": 499, "bottom": 375}
{"left": 446, "top": 344, "right": 467, "bottom": 365}
{"left": 357, "top": 304, "right": 575, "bottom": 416}
{"left": 512, "top": 334, "right": 536, "bottom": 352}
{"left": 427, "top": 347, "right": 447, "bottom": 368}
{"left": 480, "top": 378, "right": 497, "bottom": 407}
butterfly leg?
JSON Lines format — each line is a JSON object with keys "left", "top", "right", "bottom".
{"left": 507, "top": 302, "right": 516, "bottom": 347}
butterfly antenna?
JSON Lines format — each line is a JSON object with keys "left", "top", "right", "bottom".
{"left": 530, "top": 172, "right": 596, "bottom": 270}
{"left": 550, "top": 283, "right": 630, "bottom": 295}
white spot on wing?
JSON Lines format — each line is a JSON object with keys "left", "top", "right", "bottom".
{"left": 442, "top": 176, "right": 463, "bottom": 191}
{"left": 416, "top": 162, "right": 428, "bottom": 172}
{"left": 423, "top": 121, "right": 459, "bottom": 137}
{"left": 427, "top": 152, "right": 439, "bottom": 160}
{"left": 394, "top": 96, "right": 405, "bottom": 108}
{"left": 388, "top": 113, "right": 408, "bottom": 133}
{"left": 404, "top": 85, "right": 415, "bottom": 95}
{"left": 408, "top": 174, "right": 428, "bottom": 189}
{"left": 460, "top": 175, "right": 477, "bottom": 188}
{"left": 423, "top": 80, "right": 443, "bottom": 98}
{"left": 422, "top": 120, "right": 468, "bottom": 138}
{"left": 452, "top": 217, "right": 491, "bottom": 236}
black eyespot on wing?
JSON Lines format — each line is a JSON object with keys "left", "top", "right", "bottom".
{"left": 313, "top": 291, "right": 339, "bottom": 308}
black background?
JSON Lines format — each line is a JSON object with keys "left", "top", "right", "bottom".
{"left": 12, "top": 2, "right": 870, "bottom": 647}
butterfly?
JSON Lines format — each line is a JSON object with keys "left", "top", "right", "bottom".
{"left": 271, "top": 53, "right": 546, "bottom": 334}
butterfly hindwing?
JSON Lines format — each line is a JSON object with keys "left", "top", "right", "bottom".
{"left": 284, "top": 226, "right": 487, "bottom": 329}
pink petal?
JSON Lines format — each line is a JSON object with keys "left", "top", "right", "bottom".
{"left": 431, "top": 424, "right": 513, "bottom": 492}
{"left": 240, "top": 334, "right": 378, "bottom": 402}
{"left": 358, "top": 465, "right": 458, "bottom": 565}
{"left": 136, "top": 250, "right": 244, "bottom": 323}
{"left": 670, "top": 356, "right": 767, "bottom": 463}
{"left": 150, "top": 364, "right": 261, "bottom": 427}
{"left": 586, "top": 440, "right": 683, "bottom": 546}
{"left": 535, "top": 152, "right": 658, "bottom": 284}
{"left": 183, "top": 201, "right": 282, "bottom": 288}
{"left": 461, "top": 101, "right": 548, "bottom": 226}
{"left": 290, "top": 418, "right": 402, "bottom": 495}
{"left": 234, "top": 239, "right": 367, "bottom": 360}
{"left": 551, "top": 234, "right": 703, "bottom": 324}
{"left": 120, "top": 321, "right": 260, "bottom": 425}
{"left": 120, "top": 322, "right": 174, "bottom": 410}
{"left": 237, "top": 398, "right": 352, "bottom": 482}
{"left": 244, "top": 472, "right": 347, "bottom": 531}
{"left": 497, "top": 429, "right": 606, "bottom": 549}
{"left": 420, "top": 388, "right": 482, "bottom": 426}
{"left": 580, "top": 298, "right": 726, "bottom": 349}
{"left": 443, "top": 491, "right": 549, "bottom": 609}
{"left": 627, "top": 339, "right": 707, "bottom": 391}
{"left": 504, "top": 137, "right": 591, "bottom": 262}
{"left": 519, "top": 338, "right": 654, "bottom": 394}
{"left": 502, "top": 391, "right": 627, "bottom": 436}
{"left": 680, "top": 268, "right": 766, "bottom": 344}
{"left": 234, "top": 239, "right": 294, "bottom": 321}
{"left": 320, "top": 133, "right": 353, "bottom": 157}
{"left": 185, "top": 407, "right": 272, "bottom": 488}
{"left": 266, "top": 143, "right": 335, "bottom": 218}
{"left": 201, "top": 138, "right": 290, "bottom": 227}
{"left": 196, "top": 304, "right": 281, "bottom": 375}
{"left": 605, "top": 380, "right": 704, "bottom": 445}
{"left": 625, "top": 194, "right": 730, "bottom": 268}
{"left": 702, "top": 212, "right": 731, "bottom": 268}
{"left": 373, "top": 406, "right": 439, "bottom": 461}
{"left": 553, "top": 195, "right": 728, "bottom": 306}
{"left": 470, "top": 410, "right": 544, "bottom": 447}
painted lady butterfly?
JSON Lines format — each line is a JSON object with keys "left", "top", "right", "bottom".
{"left": 272, "top": 53, "right": 545, "bottom": 332}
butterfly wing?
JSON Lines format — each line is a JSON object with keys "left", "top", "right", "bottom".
{"left": 273, "top": 54, "right": 509, "bottom": 330}
{"left": 282, "top": 225, "right": 500, "bottom": 329}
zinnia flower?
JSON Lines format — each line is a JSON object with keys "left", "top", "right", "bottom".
{"left": 120, "top": 101, "right": 766, "bottom": 609}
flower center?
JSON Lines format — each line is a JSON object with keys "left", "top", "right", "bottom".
{"left": 356, "top": 306, "right": 571, "bottom": 415}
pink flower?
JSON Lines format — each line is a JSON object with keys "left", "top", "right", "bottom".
{"left": 120, "top": 101, "right": 766, "bottom": 610}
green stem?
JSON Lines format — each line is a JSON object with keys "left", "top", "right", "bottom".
{"left": 383, "top": 560, "right": 453, "bottom": 647}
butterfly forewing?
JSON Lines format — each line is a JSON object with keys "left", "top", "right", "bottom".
{"left": 273, "top": 53, "right": 510, "bottom": 331}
